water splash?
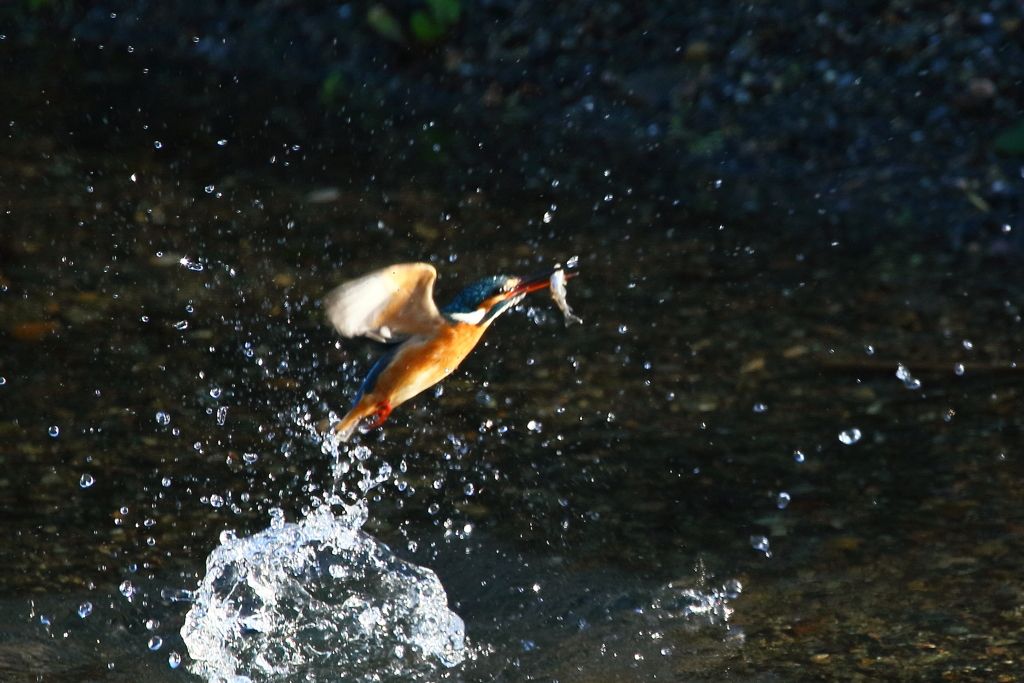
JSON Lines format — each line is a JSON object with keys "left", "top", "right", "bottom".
{"left": 649, "top": 579, "right": 742, "bottom": 625}
{"left": 292, "top": 407, "right": 395, "bottom": 497}
{"left": 181, "top": 500, "right": 465, "bottom": 683}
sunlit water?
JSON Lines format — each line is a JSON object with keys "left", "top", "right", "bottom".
{"left": 181, "top": 497, "right": 465, "bottom": 682}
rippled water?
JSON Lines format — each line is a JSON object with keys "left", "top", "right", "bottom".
{"left": 3, "top": 41, "right": 1024, "bottom": 683}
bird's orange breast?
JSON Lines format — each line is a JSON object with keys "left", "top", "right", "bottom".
{"left": 369, "top": 322, "right": 488, "bottom": 408}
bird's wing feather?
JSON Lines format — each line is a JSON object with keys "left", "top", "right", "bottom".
{"left": 324, "top": 263, "right": 443, "bottom": 342}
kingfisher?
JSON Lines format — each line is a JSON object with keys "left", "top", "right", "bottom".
{"left": 324, "top": 262, "right": 571, "bottom": 441}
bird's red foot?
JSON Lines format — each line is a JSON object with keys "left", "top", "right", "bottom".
{"left": 363, "top": 402, "right": 393, "bottom": 431}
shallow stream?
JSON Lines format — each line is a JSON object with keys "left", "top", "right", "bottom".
{"left": 2, "top": 39, "right": 1024, "bottom": 683}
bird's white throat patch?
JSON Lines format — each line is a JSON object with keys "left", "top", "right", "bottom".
{"left": 448, "top": 309, "right": 487, "bottom": 325}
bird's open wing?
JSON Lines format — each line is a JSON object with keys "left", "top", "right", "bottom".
{"left": 323, "top": 262, "right": 443, "bottom": 343}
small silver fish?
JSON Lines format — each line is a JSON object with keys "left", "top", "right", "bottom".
{"left": 550, "top": 267, "right": 582, "bottom": 326}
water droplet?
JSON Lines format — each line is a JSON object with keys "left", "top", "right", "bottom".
{"left": 78, "top": 602, "right": 93, "bottom": 618}
{"left": 962, "top": 339, "right": 974, "bottom": 350}
{"left": 173, "top": 320, "right": 188, "bottom": 330}
{"left": 161, "top": 477, "right": 172, "bottom": 487}
{"left": 750, "top": 535, "right": 772, "bottom": 557}
{"left": 79, "top": 473, "right": 95, "bottom": 488}
{"left": 793, "top": 450, "right": 805, "bottom": 463}
{"left": 269, "top": 508, "right": 285, "bottom": 529}
{"left": 527, "top": 420, "right": 542, "bottom": 432}
{"left": 428, "top": 503, "right": 440, "bottom": 515}
{"left": 168, "top": 652, "right": 181, "bottom": 669}
{"left": 119, "top": 580, "right": 134, "bottom": 599}
{"left": 838, "top": 428, "right": 862, "bottom": 445}
{"left": 209, "top": 494, "right": 224, "bottom": 508}
{"left": 160, "top": 587, "right": 194, "bottom": 602}
{"left": 217, "top": 139, "right": 228, "bottom": 146}
{"left": 154, "top": 140, "right": 163, "bottom": 149}
{"left": 46, "top": 425, "right": 59, "bottom": 437}
{"left": 216, "top": 406, "right": 228, "bottom": 425}
{"left": 618, "top": 325, "right": 628, "bottom": 334}
{"left": 0, "top": 377, "right": 6, "bottom": 385}
{"left": 954, "top": 363, "right": 965, "bottom": 376}
{"left": 463, "top": 483, "right": 475, "bottom": 496}
{"left": 864, "top": 345, "right": 875, "bottom": 355}
{"left": 723, "top": 578, "right": 742, "bottom": 597}
{"left": 895, "top": 363, "right": 921, "bottom": 390}
{"left": 776, "top": 492, "right": 791, "bottom": 509}
{"left": 148, "top": 636, "right": 163, "bottom": 650}
{"left": 242, "top": 452, "right": 258, "bottom": 465}
{"left": 209, "top": 387, "right": 222, "bottom": 398}
{"left": 145, "top": 618, "right": 160, "bottom": 630}
{"left": 753, "top": 403, "right": 768, "bottom": 413}
{"left": 205, "top": 185, "right": 215, "bottom": 194}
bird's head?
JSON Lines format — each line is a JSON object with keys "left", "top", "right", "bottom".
{"left": 441, "top": 269, "right": 557, "bottom": 326}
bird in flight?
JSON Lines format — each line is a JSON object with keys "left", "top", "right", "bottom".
{"left": 324, "top": 262, "right": 576, "bottom": 441}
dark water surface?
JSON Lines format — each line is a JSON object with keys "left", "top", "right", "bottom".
{"left": 3, "top": 40, "right": 1024, "bottom": 683}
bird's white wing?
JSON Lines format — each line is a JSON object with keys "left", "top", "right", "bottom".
{"left": 323, "top": 262, "right": 443, "bottom": 342}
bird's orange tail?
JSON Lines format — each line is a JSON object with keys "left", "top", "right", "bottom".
{"left": 331, "top": 399, "right": 393, "bottom": 442}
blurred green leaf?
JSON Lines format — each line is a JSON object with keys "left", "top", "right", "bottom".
{"left": 367, "top": 5, "right": 404, "bottom": 42}
{"left": 427, "top": 0, "right": 461, "bottom": 26}
{"left": 409, "top": 10, "right": 445, "bottom": 43}
{"left": 995, "top": 120, "right": 1024, "bottom": 156}
{"left": 319, "top": 72, "right": 344, "bottom": 105}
